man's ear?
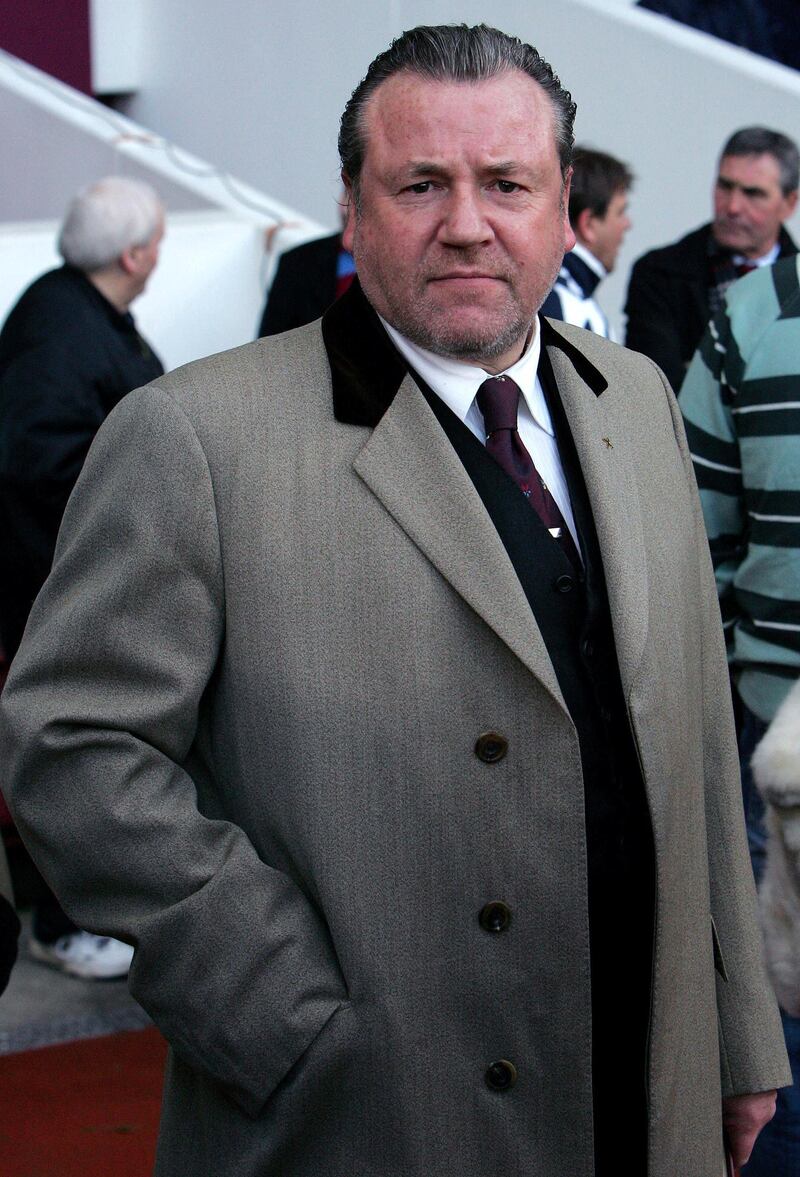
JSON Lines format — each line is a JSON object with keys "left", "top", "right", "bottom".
{"left": 118, "top": 246, "right": 138, "bottom": 276}
{"left": 341, "top": 173, "right": 357, "bottom": 252}
{"left": 574, "top": 207, "right": 596, "bottom": 249}
{"left": 561, "top": 167, "right": 576, "bottom": 254}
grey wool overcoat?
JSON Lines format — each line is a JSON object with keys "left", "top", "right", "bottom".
{"left": 0, "top": 284, "right": 791, "bottom": 1176}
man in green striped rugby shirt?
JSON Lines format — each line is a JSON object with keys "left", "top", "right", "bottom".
{"left": 681, "top": 255, "right": 800, "bottom": 869}
{"left": 680, "top": 255, "right": 800, "bottom": 1176}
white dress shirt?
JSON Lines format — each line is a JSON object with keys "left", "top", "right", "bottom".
{"left": 380, "top": 315, "right": 579, "bottom": 547}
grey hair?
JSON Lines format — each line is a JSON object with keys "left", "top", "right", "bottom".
{"left": 58, "top": 176, "right": 163, "bottom": 272}
{"left": 339, "top": 24, "right": 576, "bottom": 199}
{"left": 721, "top": 127, "right": 800, "bottom": 195}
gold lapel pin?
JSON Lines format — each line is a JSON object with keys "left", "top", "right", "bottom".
{"left": 602, "top": 437, "right": 613, "bottom": 449}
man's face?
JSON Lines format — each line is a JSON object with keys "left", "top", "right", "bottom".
{"left": 343, "top": 69, "right": 574, "bottom": 374}
{"left": 127, "top": 215, "right": 165, "bottom": 301}
{"left": 712, "top": 153, "right": 797, "bottom": 259}
{"left": 586, "top": 188, "right": 631, "bottom": 273}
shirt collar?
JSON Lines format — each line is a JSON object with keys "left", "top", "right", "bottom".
{"left": 571, "top": 240, "right": 607, "bottom": 280}
{"left": 379, "top": 316, "right": 554, "bottom": 436}
{"left": 731, "top": 242, "right": 781, "bottom": 268}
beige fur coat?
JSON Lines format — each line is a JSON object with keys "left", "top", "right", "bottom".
{"left": 752, "top": 676, "right": 800, "bottom": 1016}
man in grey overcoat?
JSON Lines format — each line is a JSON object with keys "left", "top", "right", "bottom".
{"left": 0, "top": 24, "right": 790, "bottom": 1177}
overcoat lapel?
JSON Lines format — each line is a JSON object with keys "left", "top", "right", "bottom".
{"left": 322, "top": 282, "right": 648, "bottom": 709}
{"left": 543, "top": 326, "right": 649, "bottom": 697}
{"left": 352, "top": 374, "right": 567, "bottom": 713}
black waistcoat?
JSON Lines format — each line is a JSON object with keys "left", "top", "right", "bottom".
{"left": 415, "top": 348, "right": 655, "bottom": 1174}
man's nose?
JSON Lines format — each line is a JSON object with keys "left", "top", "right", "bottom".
{"left": 726, "top": 187, "right": 745, "bottom": 216}
{"left": 437, "top": 189, "right": 493, "bottom": 246}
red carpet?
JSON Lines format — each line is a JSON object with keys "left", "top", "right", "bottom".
{"left": 0, "top": 1026, "right": 166, "bottom": 1176}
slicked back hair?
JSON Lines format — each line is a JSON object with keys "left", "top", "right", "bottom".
{"left": 58, "top": 176, "right": 163, "bottom": 273}
{"left": 339, "top": 24, "right": 576, "bottom": 202}
{"left": 568, "top": 147, "right": 633, "bottom": 224}
{"left": 720, "top": 127, "right": 800, "bottom": 195}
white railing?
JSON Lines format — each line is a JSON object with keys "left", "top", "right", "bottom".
{"left": 0, "top": 49, "right": 324, "bottom": 234}
{"left": 0, "top": 49, "right": 328, "bottom": 368}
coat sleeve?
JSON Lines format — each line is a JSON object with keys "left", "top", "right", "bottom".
{"left": 662, "top": 370, "right": 792, "bottom": 1095}
{"left": 0, "top": 340, "right": 114, "bottom": 495}
{"left": 624, "top": 257, "right": 688, "bottom": 392}
{"left": 0, "top": 384, "right": 348, "bottom": 1115}
{"left": 0, "top": 341, "right": 121, "bottom": 652}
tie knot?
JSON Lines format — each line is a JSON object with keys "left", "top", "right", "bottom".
{"left": 476, "top": 375, "right": 521, "bottom": 435}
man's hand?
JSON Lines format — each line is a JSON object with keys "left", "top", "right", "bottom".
{"left": 722, "top": 1090, "right": 777, "bottom": 1172}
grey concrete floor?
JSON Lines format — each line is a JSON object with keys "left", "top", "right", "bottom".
{"left": 0, "top": 913, "right": 150, "bottom": 1055}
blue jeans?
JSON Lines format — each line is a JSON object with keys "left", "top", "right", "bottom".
{"left": 738, "top": 700, "right": 800, "bottom": 1176}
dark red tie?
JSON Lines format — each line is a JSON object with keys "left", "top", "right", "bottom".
{"left": 476, "top": 374, "right": 581, "bottom": 568}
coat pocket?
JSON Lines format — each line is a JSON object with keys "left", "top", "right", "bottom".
{"left": 711, "top": 916, "right": 729, "bottom": 982}
{"left": 261, "top": 998, "right": 358, "bottom": 1116}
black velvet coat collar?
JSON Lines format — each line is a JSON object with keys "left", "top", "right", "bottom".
{"left": 321, "top": 278, "right": 607, "bottom": 428}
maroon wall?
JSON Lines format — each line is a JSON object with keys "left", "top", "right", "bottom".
{"left": 0, "top": 1, "right": 91, "bottom": 94}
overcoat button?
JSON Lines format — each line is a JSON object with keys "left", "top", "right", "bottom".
{"left": 475, "top": 732, "right": 508, "bottom": 763}
{"left": 485, "top": 1059, "right": 517, "bottom": 1091}
{"left": 581, "top": 637, "right": 595, "bottom": 658}
{"left": 554, "top": 574, "right": 574, "bottom": 593}
{"left": 479, "top": 901, "right": 512, "bottom": 933}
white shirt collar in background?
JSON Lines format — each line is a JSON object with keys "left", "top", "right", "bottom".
{"left": 732, "top": 242, "right": 780, "bottom": 268}
{"left": 570, "top": 240, "right": 607, "bottom": 280}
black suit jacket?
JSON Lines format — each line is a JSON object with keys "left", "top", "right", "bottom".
{"left": 258, "top": 232, "right": 342, "bottom": 336}
{"left": 623, "top": 221, "right": 797, "bottom": 391}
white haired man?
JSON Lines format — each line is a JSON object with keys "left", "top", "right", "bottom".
{"left": 0, "top": 175, "right": 164, "bottom": 979}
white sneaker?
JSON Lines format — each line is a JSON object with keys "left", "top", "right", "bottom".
{"left": 29, "top": 930, "right": 134, "bottom": 980}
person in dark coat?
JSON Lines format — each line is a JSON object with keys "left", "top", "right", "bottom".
{"left": 0, "top": 175, "right": 164, "bottom": 980}
{"left": 258, "top": 231, "right": 355, "bottom": 336}
{"left": 624, "top": 126, "right": 798, "bottom": 390}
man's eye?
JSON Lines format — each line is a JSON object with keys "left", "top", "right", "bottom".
{"left": 495, "top": 180, "right": 519, "bottom": 194}
{"left": 408, "top": 182, "right": 432, "bottom": 194}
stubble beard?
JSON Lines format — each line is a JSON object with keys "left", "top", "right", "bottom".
{"left": 357, "top": 222, "right": 568, "bottom": 364}
{"left": 388, "top": 300, "right": 534, "bottom": 364}
{"left": 363, "top": 255, "right": 540, "bottom": 366}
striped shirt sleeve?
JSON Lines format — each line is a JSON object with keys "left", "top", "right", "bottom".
{"left": 679, "top": 309, "right": 744, "bottom": 639}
